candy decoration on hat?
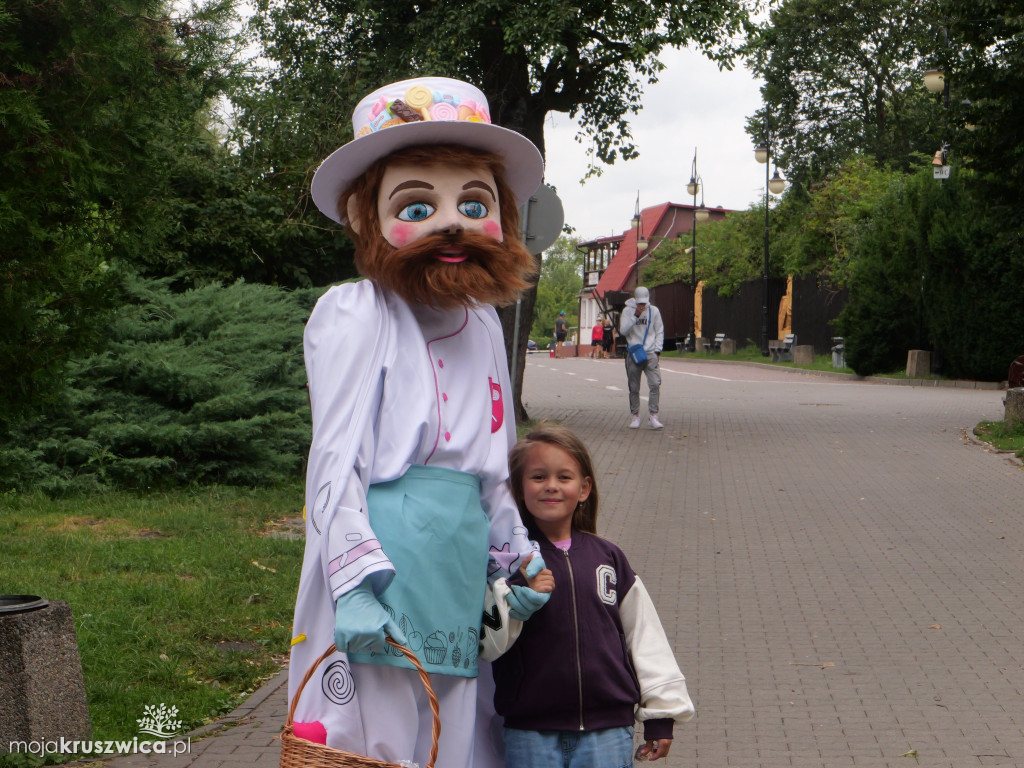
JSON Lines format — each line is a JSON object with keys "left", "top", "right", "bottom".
{"left": 429, "top": 102, "right": 459, "bottom": 121}
{"left": 389, "top": 99, "right": 424, "bottom": 123}
{"left": 404, "top": 84, "right": 434, "bottom": 111}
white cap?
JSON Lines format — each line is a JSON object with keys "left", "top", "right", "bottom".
{"left": 634, "top": 286, "right": 650, "bottom": 303}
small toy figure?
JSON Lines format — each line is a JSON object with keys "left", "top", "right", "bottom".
{"left": 287, "top": 76, "right": 548, "bottom": 768}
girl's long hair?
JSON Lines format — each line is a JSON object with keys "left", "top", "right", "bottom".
{"left": 509, "top": 422, "right": 599, "bottom": 535}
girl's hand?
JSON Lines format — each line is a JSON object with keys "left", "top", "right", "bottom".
{"left": 636, "top": 739, "right": 672, "bottom": 761}
{"left": 521, "top": 553, "right": 555, "bottom": 594}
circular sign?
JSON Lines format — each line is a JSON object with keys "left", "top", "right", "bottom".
{"left": 519, "top": 183, "right": 565, "bottom": 254}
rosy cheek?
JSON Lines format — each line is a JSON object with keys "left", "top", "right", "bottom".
{"left": 482, "top": 220, "right": 502, "bottom": 241}
{"left": 385, "top": 222, "right": 415, "bottom": 248}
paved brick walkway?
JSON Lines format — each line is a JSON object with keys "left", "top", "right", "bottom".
{"left": 101, "top": 357, "right": 1023, "bottom": 768}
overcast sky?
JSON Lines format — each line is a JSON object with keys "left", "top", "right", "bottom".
{"left": 542, "top": 46, "right": 767, "bottom": 242}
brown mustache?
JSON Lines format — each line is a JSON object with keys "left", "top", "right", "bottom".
{"left": 390, "top": 230, "right": 508, "bottom": 264}
{"left": 365, "top": 229, "right": 535, "bottom": 309}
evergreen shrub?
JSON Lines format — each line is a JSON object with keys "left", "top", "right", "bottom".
{"left": 1, "top": 276, "right": 322, "bottom": 494}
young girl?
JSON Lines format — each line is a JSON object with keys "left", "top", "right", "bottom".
{"left": 492, "top": 423, "right": 695, "bottom": 766}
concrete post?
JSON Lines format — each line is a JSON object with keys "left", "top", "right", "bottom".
{"left": 906, "top": 350, "right": 932, "bottom": 378}
{"left": 793, "top": 345, "right": 814, "bottom": 365}
{"left": 0, "top": 599, "right": 92, "bottom": 751}
{"left": 1006, "top": 388, "right": 1024, "bottom": 430}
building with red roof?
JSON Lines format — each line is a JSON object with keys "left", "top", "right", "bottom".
{"left": 577, "top": 201, "right": 732, "bottom": 344}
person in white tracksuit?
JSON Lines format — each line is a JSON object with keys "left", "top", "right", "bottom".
{"left": 287, "top": 76, "right": 552, "bottom": 768}
{"left": 619, "top": 286, "right": 665, "bottom": 430}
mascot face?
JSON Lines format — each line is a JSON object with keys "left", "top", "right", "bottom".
{"left": 344, "top": 146, "right": 535, "bottom": 310}
{"left": 376, "top": 163, "right": 504, "bottom": 251}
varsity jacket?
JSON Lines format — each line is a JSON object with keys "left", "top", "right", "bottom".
{"left": 491, "top": 529, "right": 694, "bottom": 740}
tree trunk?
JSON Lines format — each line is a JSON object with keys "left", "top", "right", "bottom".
{"left": 487, "top": 72, "right": 550, "bottom": 424}
{"left": 496, "top": 260, "right": 541, "bottom": 424}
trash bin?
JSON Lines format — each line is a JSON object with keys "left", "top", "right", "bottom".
{"left": 831, "top": 337, "right": 845, "bottom": 368}
{"left": 0, "top": 596, "right": 92, "bottom": 751}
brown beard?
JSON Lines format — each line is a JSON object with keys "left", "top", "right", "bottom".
{"left": 360, "top": 229, "right": 535, "bottom": 310}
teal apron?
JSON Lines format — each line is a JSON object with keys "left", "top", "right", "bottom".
{"left": 348, "top": 465, "right": 490, "bottom": 678}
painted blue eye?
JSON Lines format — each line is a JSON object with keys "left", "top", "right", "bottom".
{"left": 458, "top": 200, "right": 488, "bottom": 219}
{"left": 397, "top": 203, "right": 435, "bottom": 222}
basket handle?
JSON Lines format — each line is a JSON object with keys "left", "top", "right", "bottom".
{"left": 286, "top": 638, "right": 441, "bottom": 768}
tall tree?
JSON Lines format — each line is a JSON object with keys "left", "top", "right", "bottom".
{"left": 935, "top": 0, "right": 1024, "bottom": 226}
{"left": 530, "top": 236, "right": 583, "bottom": 345}
{"left": 744, "top": 0, "right": 940, "bottom": 190}
{"left": 0, "top": 0, "right": 240, "bottom": 420}
{"left": 245, "top": 0, "right": 750, "bottom": 419}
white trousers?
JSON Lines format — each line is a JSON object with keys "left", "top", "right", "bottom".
{"left": 349, "top": 661, "right": 504, "bottom": 768}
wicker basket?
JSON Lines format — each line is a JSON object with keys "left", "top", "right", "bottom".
{"left": 281, "top": 638, "right": 440, "bottom": 768}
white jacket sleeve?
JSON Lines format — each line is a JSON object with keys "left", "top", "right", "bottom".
{"left": 621, "top": 576, "right": 695, "bottom": 724}
{"left": 619, "top": 298, "right": 638, "bottom": 336}
{"left": 478, "top": 578, "right": 524, "bottom": 661}
{"left": 651, "top": 307, "right": 665, "bottom": 354}
{"left": 304, "top": 282, "right": 395, "bottom": 601}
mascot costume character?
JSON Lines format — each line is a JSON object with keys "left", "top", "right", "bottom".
{"left": 287, "top": 76, "right": 551, "bottom": 768}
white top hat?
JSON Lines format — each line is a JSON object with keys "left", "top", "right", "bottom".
{"left": 311, "top": 76, "right": 544, "bottom": 224}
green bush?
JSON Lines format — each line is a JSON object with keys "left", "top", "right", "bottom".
{"left": 837, "top": 167, "right": 1024, "bottom": 379}
{"left": 0, "top": 276, "right": 321, "bottom": 494}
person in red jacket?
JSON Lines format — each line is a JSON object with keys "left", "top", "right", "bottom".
{"left": 493, "top": 423, "right": 695, "bottom": 766}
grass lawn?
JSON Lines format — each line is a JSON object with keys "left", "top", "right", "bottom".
{"left": 973, "top": 421, "right": 1024, "bottom": 459}
{"left": 0, "top": 483, "right": 305, "bottom": 758}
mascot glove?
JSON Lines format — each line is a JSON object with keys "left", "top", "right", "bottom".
{"left": 334, "top": 582, "right": 406, "bottom": 654}
{"left": 507, "top": 553, "right": 551, "bottom": 621}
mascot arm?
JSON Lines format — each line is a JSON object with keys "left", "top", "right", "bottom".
{"left": 304, "top": 282, "right": 395, "bottom": 603}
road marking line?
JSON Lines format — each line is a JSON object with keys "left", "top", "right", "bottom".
{"left": 662, "top": 369, "right": 733, "bottom": 381}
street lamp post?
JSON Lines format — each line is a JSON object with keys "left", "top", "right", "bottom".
{"left": 755, "top": 111, "right": 787, "bottom": 357}
{"left": 631, "top": 192, "right": 648, "bottom": 286}
{"left": 685, "top": 149, "right": 709, "bottom": 351}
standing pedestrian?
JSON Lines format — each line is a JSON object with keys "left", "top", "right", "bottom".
{"left": 619, "top": 286, "right": 665, "bottom": 429}
{"left": 590, "top": 318, "right": 605, "bottom": 359}
{"left": 602, "top": 317, "right": 614, "bottom": 357}
{"left": 554, "top": 311, "right": 568, "bottom": 348}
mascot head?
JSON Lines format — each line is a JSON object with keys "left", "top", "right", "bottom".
{"left": 311, "top": 77, "right": 544, "bottom": 309}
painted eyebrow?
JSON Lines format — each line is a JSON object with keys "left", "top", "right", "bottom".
{"left": 388, "top": 180, "right": 434, "bottom": 199}
{"left": 462, "top": 180, "right": 496, "bottom": 201}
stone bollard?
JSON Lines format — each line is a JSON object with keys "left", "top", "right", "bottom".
{"left": 0, "top": 598, "right": 92, "bottom": 752}
{"left": 793, "top": 345, "right": 814, "bottom": 365}
{"left": 694, "top": 337, "right": 706, "bottom": 353}
{"left": 1006, "top": 388, "right": 1024, "bottom": 430}
{"left": 721, "top": 339, "right": 737, "bottom": 355}
{"left": 906, "top": 350, "right": 931, "bottom": 378}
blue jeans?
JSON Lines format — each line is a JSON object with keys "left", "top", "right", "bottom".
{"left": 503, "top": 726, "right": 634, "bottom": 768}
